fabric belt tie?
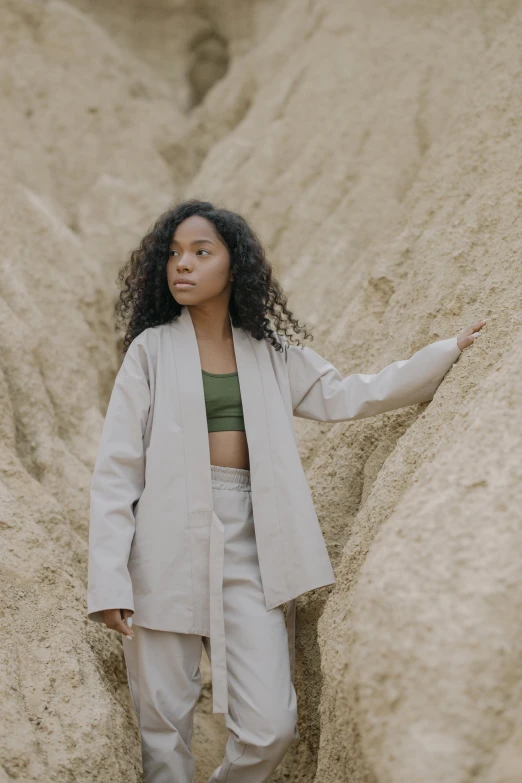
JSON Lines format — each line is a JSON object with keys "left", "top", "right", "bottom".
{"left": 208, "top": 510, "right": 297, "bottom": 715}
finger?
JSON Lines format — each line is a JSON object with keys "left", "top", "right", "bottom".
{"left": 122, "top": 609, "right": 134, "bottom": 629}
{"left": 462, "top": 320, "right": 486, "bottom": 337}
{"left": 115, "top": 617, "right": 134, "bottom": 638}
{"left": 462, "top": 333, "right": 482, "bottom": 348}
{"left": 119, "top": 609, "right": 134, "bottom": 637}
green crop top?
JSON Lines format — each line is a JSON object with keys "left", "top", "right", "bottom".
{"left": 201, "top": 369, "right": 245, "bottom": 432}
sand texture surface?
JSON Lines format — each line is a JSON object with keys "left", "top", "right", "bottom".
{"left": 1, "top": 1, "right": 521, "bottom": 781}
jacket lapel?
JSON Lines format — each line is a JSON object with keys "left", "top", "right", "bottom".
{"left": 230, "top": 313, "right": 290, "bottom": 603}
{"left": 171, "top": 305, "right": 289, "bottom": 604}
{"left": 171, "top": 306, "right": 213, "bottom": 525}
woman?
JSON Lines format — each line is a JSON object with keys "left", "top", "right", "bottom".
{"left": 87, "top": 198, "right": 485, "bottom": 782}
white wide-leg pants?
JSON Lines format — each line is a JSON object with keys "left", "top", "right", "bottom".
{"left": 122, "top": 464, "right": 299, "bottom": 782}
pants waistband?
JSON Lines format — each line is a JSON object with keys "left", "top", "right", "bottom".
{"left": 210, "top": 464, "right": 251, "bottom": 490}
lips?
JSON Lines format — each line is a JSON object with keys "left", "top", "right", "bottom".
{"left": 174, "top": 280, "right": 195, "bottom": 286}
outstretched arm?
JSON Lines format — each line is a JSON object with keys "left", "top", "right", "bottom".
{"left": 286, "top": 320, "right": 486, "bottom": 422}
{"left": 87, "top": 339, "right": 151, "bottom": 626}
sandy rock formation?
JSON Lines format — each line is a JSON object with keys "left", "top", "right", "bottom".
{"left": 1, "top": 0, "right": 521, "bottom": 781}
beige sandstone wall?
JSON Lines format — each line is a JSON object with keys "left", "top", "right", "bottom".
{"left": 1, "top": 1, "right": 521, "bottom": 781}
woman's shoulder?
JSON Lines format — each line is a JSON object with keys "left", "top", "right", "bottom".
{"left": 266, "top": 329, "right": 291, "bottom": 367}
{"left": 267, "top": 329, "right": 288, "bottom": 350}
{"left": 127, "top": 322, "right": 172, "bottom": 353}
{"left": 122, "top": 323, "right": 169, "bottom": 377}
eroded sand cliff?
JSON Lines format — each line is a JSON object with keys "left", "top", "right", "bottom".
{"left": 1, "top": 1, "right": 521, "bottom": 781}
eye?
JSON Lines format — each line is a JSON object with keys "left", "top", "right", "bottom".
{"left": 168, "top": 249, "right": 210, "bottom": 256}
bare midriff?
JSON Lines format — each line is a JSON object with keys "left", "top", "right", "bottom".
{"left": 199, "top": 334, "right": 249, "bottom": 470}
{"left": 208, "top": 430, "right": 250, "bottom": 470}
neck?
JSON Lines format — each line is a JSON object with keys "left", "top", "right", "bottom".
{"left": 185, "top": 304, "right": 232, "bottom": 341}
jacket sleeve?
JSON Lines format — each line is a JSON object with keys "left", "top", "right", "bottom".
{"left": 87, "top": 339, "right": 151, "bottom": 623}
{"left": 286, "top": 335, "right": 462, "bottom": 422}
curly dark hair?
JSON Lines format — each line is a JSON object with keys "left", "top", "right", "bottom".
{"left": 114, "top": 198, "right": 314, "bottom": 354}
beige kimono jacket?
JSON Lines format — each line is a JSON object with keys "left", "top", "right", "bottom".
{"left": 87, "top": 304, "right": 461, "bottom": 712}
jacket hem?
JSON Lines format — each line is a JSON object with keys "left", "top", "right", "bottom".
{"left": 265, "top": 575, "right": 337, "bottom": 612}
{"left": 127, "top": 616, "right": 212, "bottom": 636}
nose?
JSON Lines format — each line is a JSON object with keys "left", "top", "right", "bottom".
{"left": 176, "top": 255, "right": 193, "bottom": 272}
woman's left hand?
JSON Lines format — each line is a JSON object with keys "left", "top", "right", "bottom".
{"left": 457, "top": 320, "right": 487, "bottom": 351}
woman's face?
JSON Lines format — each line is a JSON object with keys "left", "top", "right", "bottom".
{"left": 166, "top": 215, "right": 233, "bottom": 306}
